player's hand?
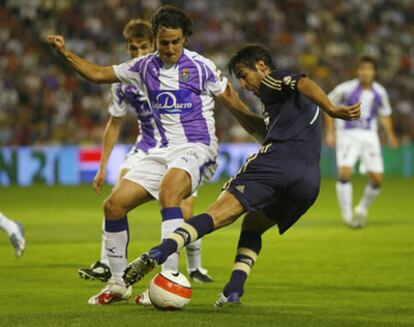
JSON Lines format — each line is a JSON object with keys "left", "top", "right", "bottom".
{"left": 47, "top": 34, "right": 66, "bottom": 52}
{"left": 388, "top": 134, "right": 399, "bottom": 149}
{"left": 325, "top": 132, "right": 335, "bottom": 148}
{"left": 93, "top": 168, "right": 106, "bottom": 195}
{"left": 330, "top": 103, "right": 361, "bottom": 121}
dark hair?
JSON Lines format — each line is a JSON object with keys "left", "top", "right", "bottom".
{"left": 358, "top": 55, "right": 377, "bottom": 70}
{"left": 123, "top": 19, "right": 153, "bottom": 42}
{"left": 151, "top": 5, "right": 193, "bottom": 38}
{"left": 228, "top": 45, "right": 275, "bottom": 76}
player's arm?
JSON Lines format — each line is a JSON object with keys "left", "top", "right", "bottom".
{"left": 379, "top": 116, "right": 398, "bottom": 148}
{"left": 297, "top": 77, "right": 361, "bottom": 121}
{"left": 323, "top": 84, "right": 345, "bottom": 148}
{"left": 217, "top": 81, "right": 267, "bottom": 143}
{"left": 324, "top": 113, "right": 335, "bottom": 148}
{"left": 47, "top": 35, "right": 118, "bottom": 83}
{"left": 92, "top": 116, "right": 123, "bottom": 194}
{"left": 377, "top": 89, "right": 398, "bottom": 148}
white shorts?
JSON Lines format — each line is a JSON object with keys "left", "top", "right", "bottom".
{"left": 119, "top": 148, "right": 146, "bottom": 172}
{"left": 123, "top": 143, "right": 217, "bottom": 200}
{"left": 336, "top": 130, "right": 383, "bottom": 173}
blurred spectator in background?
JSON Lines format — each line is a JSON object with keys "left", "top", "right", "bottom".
{"left": 1, "top": 0, "right": 413, "bottom": 146}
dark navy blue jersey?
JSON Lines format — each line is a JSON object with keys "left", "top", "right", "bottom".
{"left": 259, "top": 70, "right": 320, "bottom": 143}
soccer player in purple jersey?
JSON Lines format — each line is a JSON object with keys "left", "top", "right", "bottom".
{"left": 47, "top": 6, "right": 265, "bottom": 305}
{"left": 121, "top": 45, "right": 360, "bottom": 306}
{"left": 76, "top": 19, "right": 212, "bottom": 305}
{"left": 325, "top": 56, "right": 398, "bottom": 228}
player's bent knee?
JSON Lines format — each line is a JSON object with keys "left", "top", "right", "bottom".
{"left": 338, "top": 167, "right": 352, "bottom": 181}
{"left": 103, "top": 196, "right": 127, "bottom": 219}
{"left": 370, "top": 177, "right": 383, "bottom": 188}
{"left": 159, "top": 187, "right": 180, "bottom": 207}
{"left": 159, "top": 183, "right": 190, "bottom": 208}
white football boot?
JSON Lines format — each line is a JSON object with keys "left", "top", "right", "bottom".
{"left": 9, "top": 222, "right": 25, "bottom": 257}
{"left": 341, "top": 212, "right": 360, "bottom": 229}
{"left": 354, "top": 205, "right": 368, "bottom": 227}
{"left": 135, "top": 289, "right": 152, "bottom": 306}
{"left": 88, "top": 280, "right": 132, "bottom": 305}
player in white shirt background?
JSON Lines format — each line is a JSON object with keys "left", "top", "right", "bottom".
{"left": 77, "top": 19, "right": 213, "bottom": 305}
{"left": 47, "top": 5, "right": 265, "bottom": 305}
{"left": 0, "top": 211, "right": 25, "bottom": 257}
{"left": 325, "top": 56, "right": 398, "bottom": 228}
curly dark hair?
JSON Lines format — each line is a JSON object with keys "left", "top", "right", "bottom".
{"left": 228, "top": 45, "right": 276, "bottom": 76}
{"left": 151, "top": 5, "right": 193, "bottom": 38}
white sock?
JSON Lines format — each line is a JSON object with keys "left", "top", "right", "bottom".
{"left": 161, "top": 218, "right": 182, "bottom": 272}
{"left": 105, "top": 218, "right": 129, "bottom": 285}
{"left": 358, "top": 183, "right": 380, "bottom": 209}
{"left": 186, "top": 239, "right": 202, "bottom": 273}
{"left": 336, "top": 181, "right": 353, "bottom": 221}
{"left": 0, "top": 212, "right": 19, "bottom": 237}
{"left": 100, "top": 219, "right": 109, "bottom": 266}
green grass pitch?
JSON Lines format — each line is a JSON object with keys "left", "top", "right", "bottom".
{"left": 0, "top": 178, "right": 413, "bottom": 327}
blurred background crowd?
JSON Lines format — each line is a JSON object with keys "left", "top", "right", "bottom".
{"left": 1, "top": 0, "right": 413, "bottom": 146}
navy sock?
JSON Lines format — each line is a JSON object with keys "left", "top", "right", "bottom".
{"left": 223, "top": 231, "right": 262, "bottom": 297}
{"left": 161, "top": 207, "right": 183, "bottom": 221}
{"left": 151, "top": 213, "right": 214, "bottom": 264}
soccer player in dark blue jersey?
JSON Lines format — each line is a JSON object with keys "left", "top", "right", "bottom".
{"left": 123, "top": 45, "right": 361, "bottom": 305}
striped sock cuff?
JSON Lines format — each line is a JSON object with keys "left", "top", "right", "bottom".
{"left": 168, "top": 222, "right": 199, "bottom": 249}
{"left": 232, "top": 247, "right": 258, "bottom": 276}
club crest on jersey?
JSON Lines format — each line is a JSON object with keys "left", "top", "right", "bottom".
{"left": 180, "top": 68, "right": 191, "bottom": 82}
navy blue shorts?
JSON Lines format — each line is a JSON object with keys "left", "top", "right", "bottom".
{"left": 223, "top": 124, "right": 321, "bottom": 234}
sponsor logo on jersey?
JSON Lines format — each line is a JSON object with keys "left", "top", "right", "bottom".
{"left": 152, "top": 91, "right": 193, "bottom": 113}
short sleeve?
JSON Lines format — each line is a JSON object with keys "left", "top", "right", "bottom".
{"left": 113, "top": 57, "right": 143, "bottom": 86}
{"left": 378, "top": 88, "right": 392, "bottom": 117}
{"left": 108, "top": 84, "right": 127, "bottom": 117}
{"left": 259, "top": 70, "right": 304, "bottom": 104}
{"left": 204, "top": 61, "right": 228, "bottom": 96}
{"left": 328, "top": 84, "right": 346, "bottom": 106}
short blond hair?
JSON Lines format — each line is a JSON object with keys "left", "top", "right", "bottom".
{"left": 123, "top": 19, "right": 152, "bottom": 42}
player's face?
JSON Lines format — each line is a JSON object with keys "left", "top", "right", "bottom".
{"left": 126, "top": 37, "right": 154, "bottom": 59}
{"left": 156, "top": 26, "right": 185, "bottom": 64}
{"left": 234, "top": 64, "right": 264, "bottom": 96}
{"left": 357, "top": 62, "right": 376, "bottom": 85}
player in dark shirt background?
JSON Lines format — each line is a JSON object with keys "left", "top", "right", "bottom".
{"left": 122, "top": 45, "right": 361, "bottom": 306}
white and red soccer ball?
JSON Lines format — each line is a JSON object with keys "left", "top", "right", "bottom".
{"left": 149, "top": 270, "right": 192, "bottom": 310}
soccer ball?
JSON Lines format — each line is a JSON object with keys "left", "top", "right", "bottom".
{"left": 149, "top": 270, "right": 192, "bottom": 310}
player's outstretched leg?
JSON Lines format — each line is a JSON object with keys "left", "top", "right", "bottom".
{"left": 354, "top": 172, "right": 382, "bottom": 226}
{"left": 123, "top": 191, "right": 245, "bottom": 286}
{"left": 215, "top": 212, "right": 275, "bottom": 307}
{"left": 0, "top": 212, "right": 25, "bottom": 257}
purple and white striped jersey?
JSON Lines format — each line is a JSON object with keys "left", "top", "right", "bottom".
{"left": 108, "top": 83, "right": 162, "bottom": 153}
{"left": 113, "top": 49, "right": 228, "bottom": 148}
{"left": 329, "top": 79, "right": 392, "bottom": 132}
